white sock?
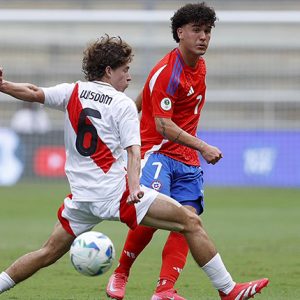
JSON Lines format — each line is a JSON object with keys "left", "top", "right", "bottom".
{"left": 202, "top": 253, "right": 236, "bottom": 294}
{"left": 0, "top": 272, "right": 16, "bottom": 293}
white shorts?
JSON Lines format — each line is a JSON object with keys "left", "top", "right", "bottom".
{"left": 57, "top": 184, "right": 158, "bottom": 236}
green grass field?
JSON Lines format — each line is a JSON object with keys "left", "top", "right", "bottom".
{"left": 0, "top": 183, "right": 299, "bottom": 299}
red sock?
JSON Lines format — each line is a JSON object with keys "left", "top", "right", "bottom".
{"left": 155, "top": 232, "right": 189, "bottom": 293}
{"left": 115, "top": 225, "right": 157, "bottom": 276}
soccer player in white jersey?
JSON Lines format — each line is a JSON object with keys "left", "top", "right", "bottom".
{"left": 0, "top": 35, "right": 268, "bottom": 299}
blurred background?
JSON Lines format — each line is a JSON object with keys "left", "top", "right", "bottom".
{"left": 0, "top": 0, "right": 299, "bottom": 187}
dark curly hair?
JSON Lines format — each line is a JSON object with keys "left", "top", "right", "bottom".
{"left": 82, "top": 35, "right": 133, "bottom": 81}
{"left": 171, "top": 2, "right": 217, "bottom": 43}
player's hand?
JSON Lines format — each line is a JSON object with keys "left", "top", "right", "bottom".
{"left": 127, "top": 190, "right": 144, "bottom": 204}
{"left": 199, "top": 142, "right": 223, "bottom": 165}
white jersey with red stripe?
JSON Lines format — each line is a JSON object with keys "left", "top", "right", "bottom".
{"left": 42, "top": 81, "right": 140, "bottom": 202}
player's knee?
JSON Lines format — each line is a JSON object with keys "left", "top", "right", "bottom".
{"left": 190, "top": 213, "right": 202, "bottom": 229}
{"left": 183, "top": 211, "right": 202, "bottom": 233}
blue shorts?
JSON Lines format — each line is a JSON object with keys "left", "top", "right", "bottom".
{"left": 141, "top": 153, "right": 204, "bottom": 215}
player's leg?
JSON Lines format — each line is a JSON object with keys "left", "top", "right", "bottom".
{"left": 0, "top": 194, "right": 101, "bottom": 295}
{"left": 142, "top": 193, "right": 269, "bottom": 299}
{"left": 107, "top": 153, "right": 172, "bottom": 300}
{"left": 118, "top": 153, "right": 172, "bottom": 276}
{"left": 152, "top": 208, "right": 194, "bottom": 300}
{"left": 106, "top": 226, "right": 157, "bottom": 300}
{"left": 153, "top": 163, "right": 205, "bottom": 299}
{"left": 152, "top": 231, "right": 189, "bottom": 300}
{"left": 141, "top": 193, "right": 216, "bottom": 264}
{"left": 114, "top": 226, "right": 157, "bottom": 276}
{"left": 0, "top": 222, "right": 74, "bottom": 293}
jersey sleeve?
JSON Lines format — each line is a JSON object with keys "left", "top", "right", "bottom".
{"left": 150, "top": 66, "right": 176, "bottom": 119}
{"left": 42, "top": 83, "right": 75, "bottom": 111}
{"left": 115, "top": 96, "right": 141, "bottom": 149}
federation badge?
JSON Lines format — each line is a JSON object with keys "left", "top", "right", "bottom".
{"left": 151, "top": 180, "right": 162, "bottom": 191}
{"left": 160, "top": 98, "right": 172, "bottom": 111}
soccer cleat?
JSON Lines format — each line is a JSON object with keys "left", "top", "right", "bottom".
{"left": 106, "top": 273, "right": 128, "bottom": 300}
{"left": 219, "top": 278, "right": 269, "bottom": 300}
{"left": 151, "top": 288, "right": 186, "bottom": 300}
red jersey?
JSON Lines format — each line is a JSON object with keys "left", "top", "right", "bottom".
{"left": 140, "top": 48, "right": 206, "bottom": 166}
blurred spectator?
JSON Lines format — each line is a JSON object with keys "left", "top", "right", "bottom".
{"left": 10, "top": 102, "right": 51, "bottom": 134}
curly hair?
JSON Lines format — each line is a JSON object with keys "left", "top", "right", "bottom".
{"left": 82, "top": 35, "right": 133, "bottom": 81}
{"left": 171, "top": 2, "right": 217, "bottom": 43}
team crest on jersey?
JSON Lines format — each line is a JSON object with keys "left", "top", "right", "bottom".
{"left": 151, "top": 180, "right": 162, "bottom": 191}
{"left": 160, "top": 98, "right": 172, "bottom": 111}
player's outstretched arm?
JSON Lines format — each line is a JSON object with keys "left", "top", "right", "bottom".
{"left": 0, "top": 68, "right": 45, "bottom": 103}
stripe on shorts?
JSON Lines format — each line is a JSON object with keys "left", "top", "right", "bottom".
{"left": 57, "top": 200, "right": 75, "bottom": 237}
{"left": 119, "top": 180, "right": 138, "bottom": 229}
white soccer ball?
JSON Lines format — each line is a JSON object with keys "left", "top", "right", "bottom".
{"left": 70, "top": 231, "right": 115, "bottom": 276}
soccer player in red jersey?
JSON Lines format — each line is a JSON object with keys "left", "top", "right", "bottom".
{"left": 107, "top": 3, "right": 269, "bottom": 300}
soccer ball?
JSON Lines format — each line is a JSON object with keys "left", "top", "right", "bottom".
{"left": 70, "top": 231, "right": 115, "bottom": 276}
